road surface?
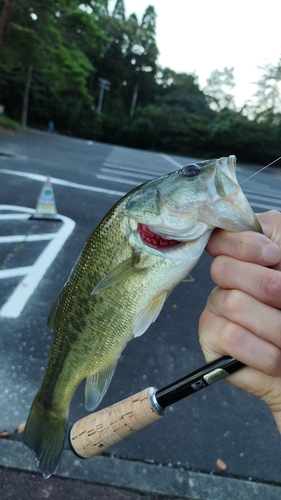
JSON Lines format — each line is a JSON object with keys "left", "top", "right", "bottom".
{"left": 0, "top": 130, "right": 281, "bottom": 497}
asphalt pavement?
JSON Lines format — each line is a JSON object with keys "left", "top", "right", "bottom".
{"left": 0, "top": 130, "right": 281, "bottom": 499}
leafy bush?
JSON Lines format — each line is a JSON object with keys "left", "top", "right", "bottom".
{"left": 0, "top": 115, "right": 22, "bottom": 132}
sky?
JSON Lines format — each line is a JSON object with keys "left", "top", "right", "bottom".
{"left": 109, "top": 0, "right": 281, "bottom": 108}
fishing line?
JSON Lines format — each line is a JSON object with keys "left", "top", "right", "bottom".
{"left": 240, "top": 156, "right": 281, "bottom": 184}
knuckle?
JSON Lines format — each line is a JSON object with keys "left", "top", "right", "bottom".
{"left": 210, "top": 256, "right": 228, "bottom": 285}
{"left": 261, "top": 270, "right": 281, "bottom": 303}
{"left": 220, "top": 289, "right": 245, "bottom": 315}
{"left": 218, "top": 321, "right": 241, "bottom": 351}
{"left": 267, "top": 209, "right": 280, "bottom": 220}
{"left": 198, "top": 305, "right": 227, "bottom": 353}
{"left": 261, "top": 347, "right": 281, "bottom": 377}
{"left": 275, "top": 325, "right": 281, "bottom": 348}
{"left": 198, "top": 309, "right": 209, "bottom": 339}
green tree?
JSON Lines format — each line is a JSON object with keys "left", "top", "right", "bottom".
{"left": 92, "top": 0, "right": 129, "bottom": 115}
{"left": 0, "top": 0, "right": 107, "bottom": 128}
{"left": 252, "top": 58, "right": 281, "bottom": 124}
{"left": 206, "top": 108, "right": 277, "bottom": 163}
{"left": 112, "top": 0, "right": 125, "bottom": 20}
{"left": 0, "top": 0, "right": 16, "bottom": 60}
{"left": 124, "top": 6, "right": 158, "bottom": 115}
{"left": 126, "top": 103, "right": 210, "bottom": 156}
{"left": 156, "top": 71, "right": 213, "bottom": 118}
{"left": 204, "top": 67, "right": 236, "bottom": 111}
{"left": 94, "top": 3, "right": 158, "bottom": 118}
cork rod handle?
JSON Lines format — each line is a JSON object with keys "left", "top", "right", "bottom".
{"left": 70, "top": 387, "right": 164, "bottom": 459}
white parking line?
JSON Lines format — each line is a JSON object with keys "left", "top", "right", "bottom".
{"left": 160, "top": 154, "right": 184, "bottom": 169}
{"left": 103, "top": 160, "right": 169, "bottom": 175}
{"left": 100, "top": 167, "right": 152, "bottom": 180}
{"left": 96, "top": 174, "right": 140, "bottom": 186}
{"left": 0, "top": 266, "right": 33, "bottom": 278}
{"left": 0, "top": 205, "right": 75, "bottom": 318}
{"left": 0, "top": 169, "right": 125, "bottom": 197}
{"left": 0, "top": 213, "right": 33, "bottom": 220}
{"left": 0, "top": 234, "right": 54, "bottom": 243}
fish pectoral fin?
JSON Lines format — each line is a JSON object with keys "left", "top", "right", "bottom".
{"left": 85, "top": 362, "right": 117, "bottom": 411}
{"left": 133, "top": 291, "right": 167, "bottom": 338}
{"left": 182, "top": 274, "right": 194, "bottom": 283}
{"left": 91, "top": 254, "right": 145, "bottom": 295}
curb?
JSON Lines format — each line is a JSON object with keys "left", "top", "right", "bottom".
{"left": 1, "top": 440, "right": 280, "bottom": 500}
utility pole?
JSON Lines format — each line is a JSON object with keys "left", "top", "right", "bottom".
{"left": 97, "top": 78, "right": 111, "bottom": 112}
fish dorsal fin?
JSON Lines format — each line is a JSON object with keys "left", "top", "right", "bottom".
{"left": 91, "top": 254, "right": 145, "bottom": 295}
{"left": 133, "top": 291, "right": 167, "bottom": 338}
{"left": 47, "top": 296, "right": 60, "bottom": 331}
{"left": 85, "top": 362, "right": 117, "bottom": 411}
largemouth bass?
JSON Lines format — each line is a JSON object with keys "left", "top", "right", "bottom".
{"left": 23, "top": 155, "right": 261, "bottom": 477}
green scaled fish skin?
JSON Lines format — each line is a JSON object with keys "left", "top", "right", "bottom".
{"left": 23, "top": 155, "right": 262, "bottom": 477}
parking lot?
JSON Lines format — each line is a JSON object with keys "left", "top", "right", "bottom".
{"left": 1, "top": 130, "right": 281, "bottom": 499}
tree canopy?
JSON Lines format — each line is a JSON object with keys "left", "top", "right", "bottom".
{"left": 0, "top": 0, "right": 280, "bottom": 163}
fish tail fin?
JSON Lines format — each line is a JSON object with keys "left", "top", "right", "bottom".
{"left": 23, "top": 393, "right": 68, "bottom": 478}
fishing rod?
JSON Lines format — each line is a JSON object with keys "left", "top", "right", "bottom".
{"left": 70, "top": 356, "right": 244, "bottom": 459}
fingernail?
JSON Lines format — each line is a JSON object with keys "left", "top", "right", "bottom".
{"left": 262, "top": 243, "right": 281, "bottom": 264}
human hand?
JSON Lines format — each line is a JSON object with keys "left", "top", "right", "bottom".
{"left": 199, "top": 210, "right": 281, "bottom": 432}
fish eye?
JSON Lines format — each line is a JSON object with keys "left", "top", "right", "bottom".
{"left": 183, "top": 164, "right": 200, "bottom": 177}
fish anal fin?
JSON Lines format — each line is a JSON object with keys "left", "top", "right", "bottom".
{"left": 91, "top": 254, "right": 145, "bottom": 295}
{"left": 133, "top": 291, "right": 167, "bottom": 338}
{"left": 85, "top": 362, "right": 117, "bottom": 411}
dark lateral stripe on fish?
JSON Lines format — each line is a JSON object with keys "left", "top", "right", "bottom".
{"left": 138, "top": 223, "right": 181, "bottom": 250}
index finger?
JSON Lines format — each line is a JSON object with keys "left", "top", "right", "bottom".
{"left": 206, "top": 228, "right": 281, "bottom": 266}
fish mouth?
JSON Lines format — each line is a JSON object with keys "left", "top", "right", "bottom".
{"left": 223, "top": 188, "right": 263, "bottom": 233}
{"left": 138, "top": 224, "right": 183, "bottom": 251}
